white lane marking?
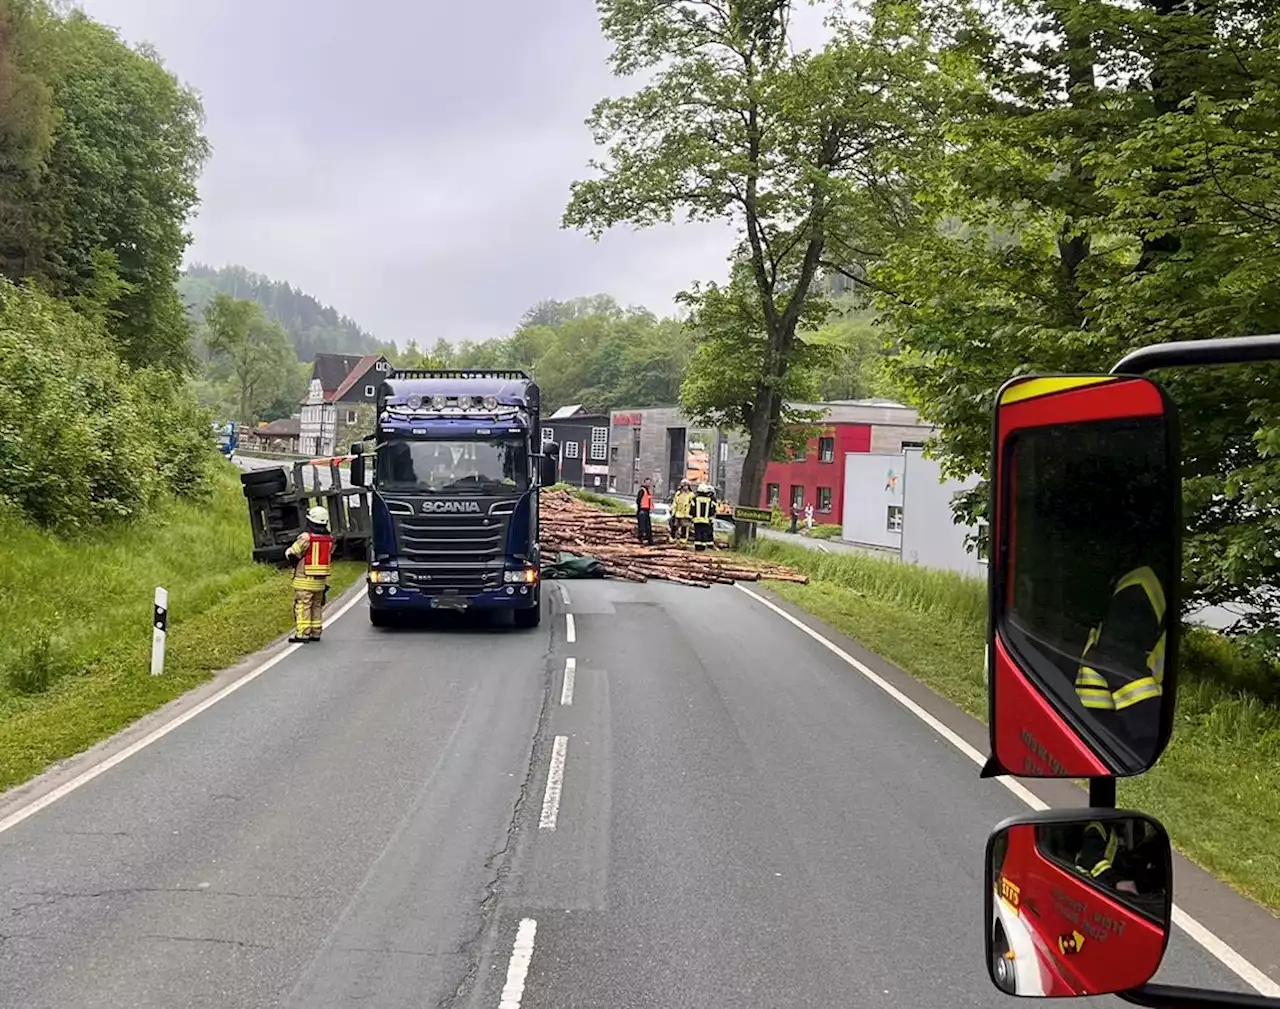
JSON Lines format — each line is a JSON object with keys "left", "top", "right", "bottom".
{"left": 560, "top": 658, "right": 576, "bottom": 706}
{"left": 539, "top": 735, "right": 568, "bottom": 831}
{"left": 499, "top": 918, "right": 538, "bottom": 1009}
{"left": 558, "top": 583, "right": 571, "bottom": 605}
{"left": 734, "top": 583, "right": 1280, "bottom": 997}
{"left": 565, "top": 613, "right": 576, "bottom": 644}
{"left": 0, "top": 589, "right": 367, "bottom": 837}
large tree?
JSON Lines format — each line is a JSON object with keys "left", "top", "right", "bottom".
{"left": 203, "top": 294, "right": 300, "bottom": 424}
{"left": 564, "top": 0, "right": 953, "bottom": 504}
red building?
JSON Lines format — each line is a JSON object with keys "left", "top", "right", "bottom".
{"left": 760, "top": 424, "right": 871, "bottom": 523}
{"left": 756, "top": 400, "right": 935, "bottom": 524}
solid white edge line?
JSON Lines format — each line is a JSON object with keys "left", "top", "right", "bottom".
{"left": 565, "top": 613, "right": 576, "bottom": 644}
{"left": 499, "top": 917, "right": 538, "bottom": 1009}
{"left": 733, "top": 583, "right": 1280, "bottom": 997}
{"left": 561, "top": 658, "right": 576, "bottom": 706}
{"left": 539, "top": 735, "right": 568, "bottom": 831}
{"left": 558, "top": 584, "right": 571, "bottom": 605}
{"left": 0, "top": 588, "right": 368, "bottom": 838}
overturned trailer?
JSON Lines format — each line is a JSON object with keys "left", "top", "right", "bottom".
{"left": 241, "top": 458, "right": 372, "bottom": 563}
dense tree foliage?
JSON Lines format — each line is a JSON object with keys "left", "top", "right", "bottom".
{"left": 0, "top": 0, "right": 215, "bottom": 528}
{"left": 565, "top": 0, "right": 956, "bottom": 503}
{"left": 180, "top": 263, "right": 394, "bottom": 362}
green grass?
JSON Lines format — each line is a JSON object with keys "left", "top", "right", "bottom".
{"left": 803, "top": 523, "right": 845, "bottom": 540}
{"left": 550, "top": 483, "right": 634, "bottom": 514}
{"left": 0, "top": 466, "right": 363, "bottom": 792}
{"left": 743, "top": 538, "right": 1280, "bottom": 914}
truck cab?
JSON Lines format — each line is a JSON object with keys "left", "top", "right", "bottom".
{"left": 351, "top": 370, "right": 558, "bottom": 629}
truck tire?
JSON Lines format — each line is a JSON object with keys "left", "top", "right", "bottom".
{"left": 252, "top": 545, "right": 288, "bottom": 565}
{"left": 369, "top": 607, "right": 393, "bottom": 628}
{"left": 240, "top": 467, "right": 287, "bottom": 487}
{"left": 513, "top": 600, "right": 541, "bottom": 629}
{"left": 243, "top": 472, "right": 287, "bottom": 498}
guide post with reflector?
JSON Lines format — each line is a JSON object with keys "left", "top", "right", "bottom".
{"left": 150, "top": 587, "right": 168, "bottom": 676}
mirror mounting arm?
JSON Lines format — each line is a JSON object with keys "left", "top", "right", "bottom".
{"left": 1120, "top": 983, "right": 1280, "bottom": 1009}
{"left": 1089, "top": 777, "right": 1117, "bottom": 808}
{"left": 1111, "top": 334, "right": 1280, "bottom": 377}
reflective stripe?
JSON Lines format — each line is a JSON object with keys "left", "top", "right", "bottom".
{"left": 1149, "top": 630, "right": 1166, "bottom": 684}
{"left": 1113, "top": 676, "right": 1161, "bottom": 709}
{"left": 292, "top": 576, "right": 327, "bottom": 592}
{"left": 1115, "top": 566, "right": 1166, "bottom": 621}
{"left": 1075, "top": 565, "right": 1166, "bottom": 713}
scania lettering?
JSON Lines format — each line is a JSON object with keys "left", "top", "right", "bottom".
{"left": 349, "top": 369, "right": 559, "bottom": 629}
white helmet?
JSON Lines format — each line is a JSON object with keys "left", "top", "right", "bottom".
{"left": 698, "top": 483, "right": 712, "bottom": 494}
{"left": 307, "top": 506, "right": 331, "bottom": 528}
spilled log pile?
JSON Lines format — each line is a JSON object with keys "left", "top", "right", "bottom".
{"left": 539, "top": 490, "right": 808, "bottom": 588}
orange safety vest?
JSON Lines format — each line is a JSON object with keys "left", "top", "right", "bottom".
{"left": 639, "top": 488, "right": 653, "bottom": 510}
{"left": 302, "top": 534, "right": 333, "bottom": 577}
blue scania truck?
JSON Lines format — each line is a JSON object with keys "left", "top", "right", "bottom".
{"left": 349, "top": 370, "right": 559, "bottom": 628}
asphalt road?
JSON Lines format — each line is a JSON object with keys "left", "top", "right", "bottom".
{"left": 0, "top": 576, "right": 1273, "bottom": 1007}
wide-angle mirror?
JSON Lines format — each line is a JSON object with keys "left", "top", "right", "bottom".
{"left": 986, "top": 809, "right": 1173, "bottom": 998}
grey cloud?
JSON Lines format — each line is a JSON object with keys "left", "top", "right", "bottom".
{"left": 74, "top": 0, "right": 746, "bottom": 344}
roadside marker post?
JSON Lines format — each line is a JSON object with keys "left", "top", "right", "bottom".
{"left": 150, "top": 587, "right": 168, "bottom": 676}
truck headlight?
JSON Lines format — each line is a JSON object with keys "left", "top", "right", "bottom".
{"left": 368, "top": 569, "right": 399, "bottom": 584}
{"left": 503, "top": 568, "right": 538, "bottom": 584}
{"left": 482, "top": 395, "right": 498, "bottom": 410}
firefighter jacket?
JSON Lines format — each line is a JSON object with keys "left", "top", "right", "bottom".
{"left": 1075, "top": 821, "right": 1123, "bottom": 888}
{"left": 286, "top": 531, "right": 334, "bottom": 591}
{"left": 692, "top": 493, "right": 715, "bottom": 525}
{"left": 1074, "top": 565, "right": 1166, "bottom": 756}
{"left": 673, "top": 490, "right": 693, "bottom": 519}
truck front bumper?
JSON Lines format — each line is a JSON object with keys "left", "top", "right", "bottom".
{"left": 366, "top": 581, "right": 538, "bottom": 612}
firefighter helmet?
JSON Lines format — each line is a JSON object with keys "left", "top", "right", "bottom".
{"left": 307, "top": 506, "right": 331, "bottom": 528}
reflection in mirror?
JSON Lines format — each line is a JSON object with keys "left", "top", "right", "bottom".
{"left": 1000, "top": 415, "right": 1175, "bottom": 773}
{"left": 987, "top": 814, "right": 1172, "bottom": 998}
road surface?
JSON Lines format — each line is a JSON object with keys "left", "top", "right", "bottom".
{"left": 1, "top": 577, "right": 1275, "bottom": 1007}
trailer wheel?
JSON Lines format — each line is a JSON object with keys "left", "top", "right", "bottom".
{"left": 252, "top": 545, "right": 288, "bottom": 565}
{"left": 243, "top": 472, "right": 288, "bottom": 498}
{"left": 991, "top": 926, "right": 1017, "bottom": 994}
{"left": 240, "top": 467, "right": 287, "bottom": 487}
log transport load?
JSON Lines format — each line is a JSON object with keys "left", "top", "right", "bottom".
{"left": 539, "top": 490, "right": 807, "bottom": 589}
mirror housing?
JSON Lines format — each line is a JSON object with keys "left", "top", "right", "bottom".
{"left": 539, "top": 442, "right": 561, "bottom": 488}
{"left": 986, "top": 374, "right": 1181, "bottom": 778}
{"left": 987, "top": 809, "right": 1172, "bottom": 998}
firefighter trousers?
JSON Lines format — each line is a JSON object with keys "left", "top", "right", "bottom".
{"left": 292, "top": 577, "right": 328, "bottom": 639}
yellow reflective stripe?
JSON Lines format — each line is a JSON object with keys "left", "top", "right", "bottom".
{"left": 292, "top": 577, "right": 327, "bottom": 591}
{"left": 998, "top": 375, "right": 1118, "bottom": 406}
{"left": 1104, "top": 829, "right": 1119, "bottom": 863}
{"left": 1148, "top": 631, "right": 1166, "bottom": 684}
{"left": 1113, "top": 676, "right": 1161, "bottom": 709}
{"left": 1091, "top": 858, "right": 1112, "bottom": 877}
{"left": 1115, "top": 566, "right": 1166, "bottom": 622}
{"left": 1076, "top": 666, "right": 1109, "bottom": 688}
{"left": 1079, "top": 690, "right": 1115, "bottom": 709}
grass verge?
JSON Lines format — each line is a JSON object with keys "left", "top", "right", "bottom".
{"left": 0, "top": 465, "right": 363, "bottom": 794}
{"left": 743, "top": 537, "right": 1280, "bottom": 915}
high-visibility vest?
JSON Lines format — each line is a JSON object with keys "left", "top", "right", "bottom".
{"left": 290, "top": 532, "right": 334, "bottom": 578}
{"left": 1074, "top": 565, "right": 1165, "bottom": 713}
{"left": 639, "top": 488, "right": 653, "bottom": 510}
{"left": 693, "top": 495, "right": 714, "bottom": 524}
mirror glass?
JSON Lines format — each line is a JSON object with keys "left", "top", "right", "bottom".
{"left": 539, "top": 457, "right": 558, "bottom": 488}
{"left": 987, "top": 815, "right": 1171, "bottom": 997}
{"left": 998, "top": 413, "right": 1175, "bottom": 773}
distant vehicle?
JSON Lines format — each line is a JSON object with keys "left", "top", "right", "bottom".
{"left": 650, "top": 501, "right": 671, "bottom": 523}
{"left": 349, "top": 370, "right": 559, "bottom": 629}
{"left": 214, "top": 421, "right": 238, "bottom": 457}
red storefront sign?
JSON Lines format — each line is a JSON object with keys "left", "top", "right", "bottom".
{"left": 613, "top": 412, "right": 643, "bottom": 426}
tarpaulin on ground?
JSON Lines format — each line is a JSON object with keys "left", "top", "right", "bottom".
{"left": 540, "top": 552, "right": 607, "bottom": 580}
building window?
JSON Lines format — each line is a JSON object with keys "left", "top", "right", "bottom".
{"left": 793, "top": 444, "right": 808, "bottom": 462}
{"left": 819, "top": 437, "right": 835, "bottom": 463}
{"left": 610, "top": 445, "right": 619, "bottom": 459}
{"left": 541, "top": 427, "right": 554, "bottom": 446}
{"left": 902, "top": 440, "right": 926, "bottom": 450}
{"left": 767, "top": 483, "right": 780, "bottom": 507}
{"left": 590, "top": 427, "right": 609, "bottom": 461}
{"left": 887, "top": 505, "right": 903, "bottom": 532}
{"left": 364, "top": 384, "right": 375, "bottom": 398}
{"left": 790, "top": 485, "right": 805, "bottom": 511}
{"left": 818, "top": 487, "right": 832, "bottom": 513}
{"left": 345, "top": 409, "right": 358, "bottom": 425}
{"left": 563, "top": 440, "right": 580, "bottom": 459}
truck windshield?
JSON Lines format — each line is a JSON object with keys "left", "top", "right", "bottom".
{"left": 375, "top": 438, "right": 528, "bottom": 495}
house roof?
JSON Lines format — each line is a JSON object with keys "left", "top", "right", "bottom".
{"left": 329, "top": 354, "right": 385, "bottom": 402}
{"left": 311, "top": 353, "right": 366, "bottom": 394}
{"left": 255, "top": 417, "right": 300, "bottom": 437}
{"left": 549, "top": 404, "right": 589, "bottom": 419}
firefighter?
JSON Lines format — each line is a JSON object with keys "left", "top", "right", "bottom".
{"left": 1073, "top": 565, "right": 1167, "bottom": 761}
{"left": 285, "top": 506, "right": 334, "bottom": 642}
{"left": 636, "top": 478, "right": 655, "bottom": 545}
{"left": 1074, "top": 820, "right": 1162, "bottom": 896}
{"left": 692, "top": 482, "right": 716, "bottom": 552}
{"left": 672, "top": 480, "right": 694, "bottom": 543}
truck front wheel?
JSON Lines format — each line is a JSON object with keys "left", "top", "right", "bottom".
{"left": 369, "top": 607, "right": 393, "bottom": 628}
{"left": 513, "top": 599, "right": 541, "bottom": 629}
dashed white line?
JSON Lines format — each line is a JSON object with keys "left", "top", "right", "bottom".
{"left": 557, "top": 583, "right": 571, "bottom": 605}
{"left": 0, "top": 589, "right": 368, "bottom": 837}
{"left": 538, "top": 735, "right": 569, "bottom": 831}
{"left": 565, "top": 613, "right": 576, "bottom": 643}
{"left": 499, "top": 918, "right": 538, "bottom": 1009}
{"left": 734, "top": 583, "right": 1280, "bottom": 997}
{"left": 560, "top": 658, "right": 576, "bottom": 706}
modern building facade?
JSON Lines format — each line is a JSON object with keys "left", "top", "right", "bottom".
{"left": 606, "top": 406, "right": 743, "bottom": 503}
{"left": 758, "top": 400, "right": 935, "bottom": 523}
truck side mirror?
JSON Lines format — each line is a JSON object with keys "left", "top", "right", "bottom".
{"left": 985, "top": 374, "right": 1181, "bottom": 778}
{"left": 349, "top": 443, "right": 366, "bottom": 487}
{"left": 539, "top": 443, "right": 560, "bottom": 488}
{"left": 986, "top": 810, "right": 1172, "bottom": 998}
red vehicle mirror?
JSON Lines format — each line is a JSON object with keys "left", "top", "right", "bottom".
{"left": 985, "top": 375, "right": 1181, "bottom": 778}
{"left": 987, "top": 810, "right": 1173, "bottom": 998}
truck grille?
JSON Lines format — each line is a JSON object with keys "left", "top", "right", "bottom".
{"left": 398, "top": 565, "right": 500, "bottom": 596}
{"left": 392, "top": 513, "right": 509, "bottom": 596}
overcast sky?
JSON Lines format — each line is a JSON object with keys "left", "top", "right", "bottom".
{"left": 71, "top": 0, "right": 829, "bottom": 347}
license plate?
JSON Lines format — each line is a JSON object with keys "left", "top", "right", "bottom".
{"left": 430, "top": 597, "right": 468, "bottom": 611}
